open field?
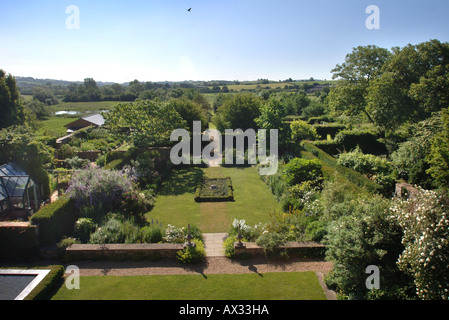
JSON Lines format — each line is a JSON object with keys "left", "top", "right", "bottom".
{"left": 51, "top": 271, "right": 326, "bottom": 300}
{"left": 215, "top": 80, "right": 332, "bottom": 92}
{"left": 46, "top": 100, "right": 119, "bottom": 115}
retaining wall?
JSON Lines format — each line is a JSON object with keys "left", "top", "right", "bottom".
{"left": 64, "top": 243, "right": 185, "bottom": 261}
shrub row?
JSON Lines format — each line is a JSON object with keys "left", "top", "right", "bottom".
{"left": 300, "top": 141, "right": 383, "bottom": 194}
{"left": 24, "top": 265, "right": 65, "bottom": 300}
{"left": 307, "top": 115, "right": 335, "bottom": 124}
{"left": 311, "top": 140, "right": 344, "bottom": 156}
{"left": 30, "top": 196, "right": 77, "bottom": 246}
{"left": 314, "top": 124, "right": 347, "bottom": 140}
{"left": 335, "top": 129, "right": 387, "bottom": 155}
{"left": 0, "top": 224, "right": 39, "bottom": 262}
{"left": 194, "top": 178, "right": 234, "bottom": 202}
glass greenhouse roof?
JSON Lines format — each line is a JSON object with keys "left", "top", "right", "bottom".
{"left": 0, "top": 163, "right": 35, "bottom": 199}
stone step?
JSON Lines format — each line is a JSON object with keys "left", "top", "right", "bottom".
{"left": 203, "top": 233, "right": 227, "bottom": 257}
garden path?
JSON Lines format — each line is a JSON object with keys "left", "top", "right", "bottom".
{"left": 203, "top": 233, "right": 227, "bottom": 257}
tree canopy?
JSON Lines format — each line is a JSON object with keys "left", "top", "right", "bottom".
{"left": 328, "top": 40, "right": 449, "bottom": 132}
{"left": 103, "top": 99, "right": 187, "bottom": 148}
{"left": 0, "top": 70, "right": 25, "bottom": 129}
{"left": 213, "top": 93, "right": 262, "bottom": 132}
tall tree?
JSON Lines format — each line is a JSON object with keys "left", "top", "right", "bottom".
{"left": 255, "top": 96, "right": 290, "bottom": 151}
{"left": 327, "top": 45, "right": 391, "bottom": 123}
{"left": 0, "top": 70, "right": 25, "bottom": 128}
{"left": 167, "top": 97, "right": 209, "bottom": 132}
{"left": 427, "top": 108, "right": 449, "bottom": 188}
{"left": 367, "top": 40, "right": 449, "bottom": 131}
{"left": 213, "top": 93, "right": 261, "bottom": 132}
{"left": 103, "top": 99, "right": 186, "bottom": 148}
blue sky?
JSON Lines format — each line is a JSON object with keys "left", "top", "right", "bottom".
{"left": 1, "top": 0, "right": 449, "bottom": 83}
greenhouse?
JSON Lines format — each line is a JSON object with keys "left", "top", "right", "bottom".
{"left": 0, "top": 163, "right": 39, "bottom": 220}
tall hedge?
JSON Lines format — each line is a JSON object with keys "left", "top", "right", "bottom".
{"left": 30, "top": 196, "right": 77, "bottom": 245}
{"left": 334, "top": 130, "right": 387, "bottom": 155}
{"left": 24, "top": 265, "right": 65, "bottom": 300}
{"left": 0, "top": 224, "right": 39, "bottom": 262}
{"left": 301, "top": 141, "right": 383, "bottom": 194}
{"left": 314, "top": 124, "right": 347, "bottom": 140}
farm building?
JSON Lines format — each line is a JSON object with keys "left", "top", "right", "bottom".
{"left": 64, "top": 113, "right": 105, "bottom": 133}
{"left": 0, "top": 163, "right": 39, "bottom": 220}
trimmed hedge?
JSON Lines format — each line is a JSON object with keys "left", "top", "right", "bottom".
{"left": 314, "top": 124, "right": 347, "bottom": 140}
{"left": 335, "top": 129, "right": 387, "bottom": 155}
{"left": 0, "top": 224, "right": 39, "bottom": 262}
{"left": 299, "top": 150, "right": 362, "bottom": 195}
{"left": 30, "top": 196, "right": 77, "bottom": 245}
{"left": 311, "top": 140, "right": 344, "bottom": 156}
{"left": 24, "top": 265, "right": 65, "bottom": 300}
{"left": 307, "top": 115, "right": 335, "bottom": 124}
{"left": 301, "top": 141, "right": 383, "bottom": 194}
{"left": 194, "top": 177, "right": 234, "bottom": 202}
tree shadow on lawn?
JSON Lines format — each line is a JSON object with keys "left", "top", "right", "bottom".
{"left": 158, "top": 166, "right": 205, "bottom": 196}
{"left": 70, "top": 257, "right": 210, "bottom": 278}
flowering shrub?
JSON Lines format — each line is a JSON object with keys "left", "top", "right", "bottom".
{"left": 391, "top": 188, "right": 449, "bottom": 300}
{"left": 120, "top": 189, "right": 154, "bottom": 224}
{"left": 163, "top": 224, "right": 185, "bottom": 244}
{"left": 89, "top": 217, "right": 140, "bottom": 244}
{"left": 280, "top": 180, "right": 322, "bottom": 212}
{"left": 228, "top": 218, "right": 264, "bottom": 241}
{"left": 337, "top": 147, "right": 393, "bottom": 177}
{"left": 66, "top": 166, "right": 135, "bottom": 219}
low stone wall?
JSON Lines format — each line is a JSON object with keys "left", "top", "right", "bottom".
{"left": 65, "top": 243, "right": 184, "bottom": 261}
{"left": 234, "top": 241, "right": 326, "bottom": 258}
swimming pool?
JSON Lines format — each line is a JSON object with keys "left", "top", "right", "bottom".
{"left": 0, "top": 269, "right": 50, "bottom": 300}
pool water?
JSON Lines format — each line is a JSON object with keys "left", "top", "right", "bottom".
{"left": 0, "top": 275, "right": 37, "bottom": 300}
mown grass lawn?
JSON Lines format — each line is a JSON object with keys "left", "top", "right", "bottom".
{"left": 47, "top": 101, "right": 119, "bottom": 114}
{"left": 51, "top": 272, "right": 326, "bottom": 300}
{"left": 37, "top": 116, "right": 78, "bottom": 137}
{"left": 147, "top": 166, "right": 282, "bottom": 232}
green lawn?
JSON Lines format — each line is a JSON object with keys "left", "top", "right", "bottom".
{"left": 47, "top": 100, "right": 119, "bottom": 114}
{"left": 51, "top": 272, "right": 326, "bottom": 300}
{"left": 37, "top": 116, "right": 78, "bottom": 137}
{"left": 148, "top": 166, "right": 282, "bottom": 232}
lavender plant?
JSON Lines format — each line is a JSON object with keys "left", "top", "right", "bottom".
{"left": 66, "top": 166, "right": 135, "bottom": 218}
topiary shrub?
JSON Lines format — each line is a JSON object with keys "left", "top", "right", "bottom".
{"left": 282, "top": 158, "right": 323, "bottom": 186}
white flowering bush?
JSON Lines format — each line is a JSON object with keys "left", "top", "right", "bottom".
{"left": 163, "top": 224, "right": 185, "bottom": 244}
{"left": 391, "top": 188, "right": 449, "bottom": 300}
{"left": 229, "top": 219, "right": 264, "bottom": 241}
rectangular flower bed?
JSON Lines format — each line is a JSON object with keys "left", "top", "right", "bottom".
{"left": 194, "top": 178, "right": 234, "bottom": 202}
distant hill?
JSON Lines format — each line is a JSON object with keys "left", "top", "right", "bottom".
{"left": 15, "top": 75, "right": 334, "bottom": 96}
{"left": 15, "top": 76, "right": 117, "bottom": 95}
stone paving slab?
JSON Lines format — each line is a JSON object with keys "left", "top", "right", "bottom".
{"left": 203, "top": 233, "right": 227, "bottom": 257}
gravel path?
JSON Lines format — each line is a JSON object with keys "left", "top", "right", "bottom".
{"left": 68, "top": 257, "right": 333, "bottom": 277}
